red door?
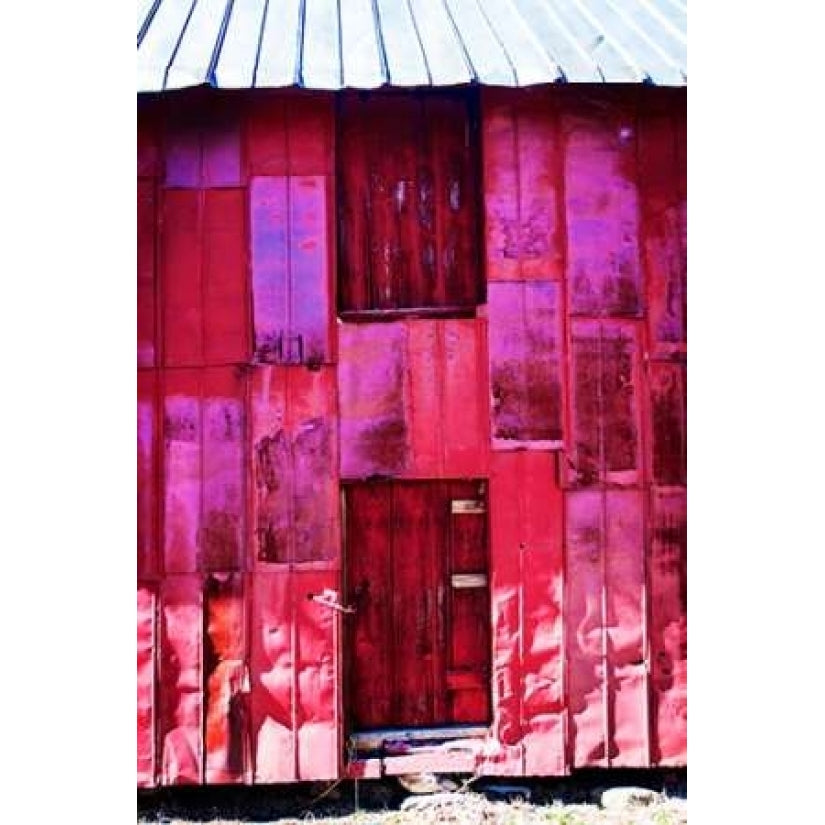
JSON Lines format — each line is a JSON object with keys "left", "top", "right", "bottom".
{"left": 345, "top": 480, "right": 491, "bottom": 731}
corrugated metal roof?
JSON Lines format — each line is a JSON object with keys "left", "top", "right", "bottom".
{"left": 137, "top": 0, "right": 686, "bottom": 92}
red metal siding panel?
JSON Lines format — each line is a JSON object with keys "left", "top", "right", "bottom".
{"left": 159, "top": 575, "right": 203, "bottom": 785}
{"left": 138, "top": 180, "right": 157, "bottom": 368}
{"left": 162, "top": 191, "right": 203, "bottom": 367}
{"left": 569, "top": 321, "right": 642, "bottom": 487}
{"left": 138, "top": 370, "right": 159, "bottom": 579}
{"left": 138, "top": 104, "right": 161, "bottom": 179}
{"left": 563, "top": 107, "right": 641, "bottom": 317}
{"left": 204, "top": 573, "right": 250, "bottom": 783}
{"left": 201, "top": 368, "right": 246, "bottom": 571}
{"left": 649, "top": 487, "right": 687, "bottom": 765}
{"left": 482, "top": 91, "right": 563, "bottom": 281}
{"left": 163, "top": 370, "right": 202, "bottom": 574}
{"left": 649, "top": 361, "right": 686, "bottom": 487}
{"left": 488, "top": 281, "right": 563, "bottom": 447}
{"left": 287, "top": 95, "right": 334, "bottom": 177}
{"left": 250, "top": 572, "right": 296, "bottom": 782}
{"left": 246, "top": 97, "right": 289, "bottom": 176}
{"left": 137, "top": 586, "right": 156, "bottom": 787}
{"left": 294, "top": 570, "right": 340, "bottom": 780}
{"left": 202, "top": 190, "right": 248, "bottom": 365}
{"left": 604, "top": 491, "right": 647, "bottom": 766}
{"left": 639, "top": 109, "right": 686, "bottom": 354}
{"left": 565, "top": 489, "right": 608, "bottom": 767}
{"left": 565, "top": 489, "right": 648, "bottom": 768}
{"left": 338, "top": 323, "right": 409, "bottom": 478}
{"left": 251, "top": 367, "right": 339, "bottom": 566}
{"left": 202, "top": 117, "right": 242, "bottom": 188}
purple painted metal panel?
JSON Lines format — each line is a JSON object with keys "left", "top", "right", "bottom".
{"left": 488, "top": 281, "right": 563, "bottom": 448}
{"left": 138, "top": 370, "right": 158, "bottom": 579}
{"left": 202, "top": 118, "right": 243, "bottom": 187}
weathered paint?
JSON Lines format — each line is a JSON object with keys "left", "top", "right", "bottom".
{"left": 250, "top": 571, "right": 340, "bottom": 782}
{"left": 138, "top": 87, "right": 687, "bottom": 785}
{"left": 159, "top": 575, "right": 203, "bottom": 784}
{"left": 565, "top": 489, "right": 647, "bottom": 768}
{"left": 338, "top": 319, "right": 489, "bottom": 479}
{"left": 204, "top": 572, "right": 250, "bottom": 783}
{"left": 250, "top": 176, "right": 332, "bottom": 365}
{"left": 137, "top": 585, "right": 156, "bottom": 787}
{"left": 483, "top": 90, "right": 564, "bottom": 281}
{"left": 649, "top": 487, "right": 686, "bottom": 765}
{"left": 344, "top": 481, "right": 490, "bottom": 731}
{"left": 488, "top": 281, "right": 564, "bottom": 448}
{"left": 486, "top": 452, "right": 565, "bottom": 776}
{"left": 251, "top": 367, "right": 339, "bottom": 567}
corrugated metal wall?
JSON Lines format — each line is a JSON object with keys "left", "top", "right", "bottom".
{"left": 137, "top": 85, "right": 686, "bottom": 786}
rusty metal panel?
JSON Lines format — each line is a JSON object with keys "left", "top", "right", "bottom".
{"left": 564, "top": 106, "right": 642, "bottom": 317}
{"left": 565, "top": 489, "right": 647, "bottom": 768}
{"left": 159, "top": 575, "right": 203, "bottom": 785}
{"left": 138, "top": 370, "right": 159, "bottom": 579}
{"left": 250, "top": 571, "right": 341, "bottom": 783}
{"left": 137, "top": 585, "right": 156, "bottom": 787}
{"left": 202, "top": 189, "right": 249, "bottom": 365}
{"left": 649, "top": 361, "right": 687, "bottom": 487}
{"left": 250, "top": 175, "right": 332, "bottom": 365}
{"left": 163, "top": 368, "right": 246, "bottom": 574}
{"left": 163, "top": 370, "right": 202, "bottom": 574}
{"left": 339, "top": 320, "right": 488, "bottom": 479}
{"left": 204, "top": 573, "right": 250, "bottom": 783}
{"left": 569, "top": 321, "right": 642, "bottom": 487}
{"left": 200, "top": 368, "right": 246, "bottom": 571}
{"left": 161, "top": 190, "right": 203, "bottom": 367}
{"left": 639, "top": 104, "right": 686, "bottom": 354}
{"left": 138, "top": 179, "right": 157, "bottom": 367}
{"left": 138, "top": 101, "right": 161, "bottom": 178}
{"left": 488, "top": 281, "right": 563, "bottom": 448}
{"left": 250, "top": 572, "right": 296, "bottom": 782}
{"left": 482, "top": 90, "right": 563, "bottom": 281}
{"left": 649, "top": 487, "right": 686, "bottom": 766}
{"left": 251, "top": 366, "right": 339, "bottom": 566}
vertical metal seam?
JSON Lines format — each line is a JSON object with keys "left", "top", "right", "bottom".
{"left": 369, "top": 0, "right": 391, "bottom": 84}
{"left": 470, "top": 0, "right": 519, "bottom": 85}
{"left": 439, "top": 0, "right": 478, "bottom": 82}
{"left": 162, "top": 0, "right": 201, "bottom": 90}
{"left": 597, "top": 324, "right": 610, "bottom": 768}
{"left": 206, "top": 0, "right": 236, "bottom": 85}
{"left": 251, "top": 0, "right": 271, "bottom": 88}
{"left": 138, "top": 0, "right": 164, "bottom": 47}
{"left": 295, "top": 0, "right": 308, "bottom": 87}
{"left": 290, "top": 568, "right": 300, "bottom": 779}
{"left": 403, "top": 0, "right": 433, "bottom": 85}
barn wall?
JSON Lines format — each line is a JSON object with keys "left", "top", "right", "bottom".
{"left": 137, "top": 85, "right": 686, "bottom": 786}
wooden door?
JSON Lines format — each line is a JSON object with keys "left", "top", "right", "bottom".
{"left": 345, "top": 480, "right": 490, "bottom": 731}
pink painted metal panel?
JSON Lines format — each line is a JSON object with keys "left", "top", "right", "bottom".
{"left": 563, "top": 106, "right": 641, "bottom": 317}
{"left": 294, "top": 570, "right": 340, "bottom": 780}
{"left": 649, "top": 487, "right": 687, "bottom": 765}
{"left": 163, "top": 370, "right": 202, "bottom": 574}
{"left": 138, "top": 370, "right": 158, "bottom": 579}
{"left": 204, "top": 573, "right": 250, "bottom": 783}
{"left": 604, "top": 490, "right": 647, "bottom": 766}
{"left": 520, "top": 453, "right": 565, "bottom": 776}
{"left": 488, "top": 281, "right": 563, "bottom": 448}
{"left": 288, "top": 176, "right": 331, "bottom": 365}
{"left": 338, "top": 323, "right": 409, "bottom": 478}
{"left": 200, "top": 368, "right": 246, "bottom": 571}
{"left": 569, "top": 321, "right": 642, "bottom": 487}
{"left": 250, "top": 572, "right": 296, "bottom": 782}
{"left": 250, "top": 176, "right": 291, "bottom": 361}
{"left": 137, "top": 585, "right": 156, "bottom": 787}
{"left": 251, "top": 367, "right": 339, "bottom": 566}
{"left": 159, "top": 575, "right": 203, "bottom": 785}
{"left": 138, "top": 179, "right": 157, "bottom": 368}
{"left": 162, "top": 191, "right": 203, "bottom": 367}
{"left": 202, "top": 189, "right": 249, "bottom": 365}
{"left": 406, "top": 323, "right": 441, "bottom": 476}
{"left": 566, "top": 489, "right": 608, "bottom": 767}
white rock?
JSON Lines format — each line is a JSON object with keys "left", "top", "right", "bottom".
{"left": 601, "top": 787, "right": 662, "bottom": 809}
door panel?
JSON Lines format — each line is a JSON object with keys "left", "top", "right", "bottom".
{"left": 345, "top": 481, "right": 490, "bottom": 731}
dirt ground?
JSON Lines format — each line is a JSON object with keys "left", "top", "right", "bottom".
{"left": 138, "top": 771, "right": 686, "bottom": 824}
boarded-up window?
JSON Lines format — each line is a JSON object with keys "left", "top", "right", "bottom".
{"left": 337, "top": 92, "right": 482, "bottom": 315}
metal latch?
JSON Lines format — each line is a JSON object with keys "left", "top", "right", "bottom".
{"left": 451, "top": 499, "right": 486, "bottom": 515}
{"left": 450, "top": 573, "right": 488, "bottom": 589}
{"left": 307, "top": 589, "right": 356, "bottom": 614}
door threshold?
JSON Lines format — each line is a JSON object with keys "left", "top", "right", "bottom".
{"left": 349, "top": 724, "right": 489, "bottom": 755}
